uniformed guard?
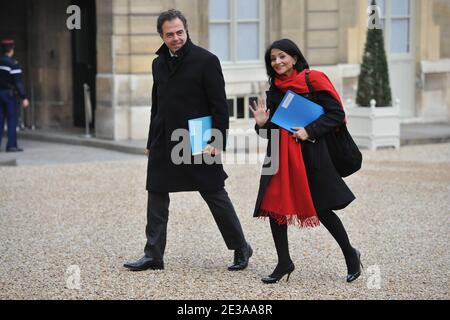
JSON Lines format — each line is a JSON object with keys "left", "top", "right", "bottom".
{"left": 0, "top": 39, "right": 29, "bottom": 152}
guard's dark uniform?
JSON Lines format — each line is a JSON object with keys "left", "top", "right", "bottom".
{"left": 0, "top": 45, "right": 27, "bottom": 151}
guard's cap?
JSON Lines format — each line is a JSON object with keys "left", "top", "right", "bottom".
{"left": 0, "top": 39, "right": 15, "bottom": 45}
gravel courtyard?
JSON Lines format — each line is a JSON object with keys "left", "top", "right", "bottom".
{"left": 0, "top": 143, "right": 449, "bottom": 300}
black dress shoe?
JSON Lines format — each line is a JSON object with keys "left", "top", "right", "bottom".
{"left": 261, "top": 262, "right": 295, "bottom": 284}
{"left": 123, "top": 256, "right": 164, "bottom": 271}
{"left": 6, "top": 147, "right": 23, "bottom": 152}
{"left": 228, "top": 242, "right": 253, "bottom": 271}
{"left": 346, "top": 248, "right": 363, "bottom": 283}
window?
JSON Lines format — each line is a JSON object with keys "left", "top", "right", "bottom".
{"left": 237, "top": 97, "right": 245, "bottom": 118}
{"left": 227, "top": 98, "right": 237, "bottom": 120}
{"left": 209, "top": 0, "right": 263, "bottom": 63}
{"left": 227, "top": 95, "right": 258, "bottom": 120}
{"left": 390, "top": 0, "right": 411, "bottom": 54}
{"left": 371, "top": 0, "right": 412, "bottom": 54}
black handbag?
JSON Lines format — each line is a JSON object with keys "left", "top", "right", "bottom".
{"left": 324, "top": 125, "right": 362, "bottom": 177}
{"left": 305, "top": 72, "right": 362, "bottom": 177}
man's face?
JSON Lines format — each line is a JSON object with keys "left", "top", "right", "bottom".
{"left": 160, "top": 18, "right": 187, "bottom": 54}
{"left": 4, "top": 48, "right": 14, "bottom": 57}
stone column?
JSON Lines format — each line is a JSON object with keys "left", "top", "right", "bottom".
{"left": 346, "top": 0, "right": 368, "bottom": 65}
{"left": 417, "top": 0, "right": 441, "bottom": 61}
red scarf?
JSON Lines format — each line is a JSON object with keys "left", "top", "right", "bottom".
{"left": 275, "top": 69, "right": 344, "bottom": 109}
{"left": 259, "top": 69, "right": 344, "bottom": 228}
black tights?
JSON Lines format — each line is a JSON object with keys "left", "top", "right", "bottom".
{"left": 269, "top": 209, "right": 358, "bottom": 275}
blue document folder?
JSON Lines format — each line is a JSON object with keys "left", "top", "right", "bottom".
{"left": 271, "top": 90, "right": 325, "bottom": 133}
{"left": 188, "top": 115, "right": 212, "bottom": 155}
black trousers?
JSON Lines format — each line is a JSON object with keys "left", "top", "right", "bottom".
{"left": 144, "top": 188, "right": 247, "bottom": 261}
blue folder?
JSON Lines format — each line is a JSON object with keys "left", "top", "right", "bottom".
{"left": 271, "top": 90, "right": 325, "bottom": 133}
{"left": 188, "top": 116, "right": 212, "bottom": 155}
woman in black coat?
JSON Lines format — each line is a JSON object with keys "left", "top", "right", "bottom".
{"left": 249, "top": 39, "right": 363, "bottom": 284}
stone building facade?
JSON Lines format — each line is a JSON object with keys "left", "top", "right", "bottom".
{"left": 0, "top": 0, "right": 449, "bottom": 140}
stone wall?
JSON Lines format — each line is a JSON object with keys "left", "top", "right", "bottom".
{"left": 93, "top": 0, "right": 449, "bottom": 139}
{"left": 95, "top": 0, "right": 205, "bottom": 140}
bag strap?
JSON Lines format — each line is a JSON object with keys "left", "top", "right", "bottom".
{"left": 305, "top": 71, "right": 315, "bottom": 96}
{"left": 305, "top": 71, "right": 344, "bottom": 133}
{"left": 304, "top": 71, "right": 318, "bottom": 144}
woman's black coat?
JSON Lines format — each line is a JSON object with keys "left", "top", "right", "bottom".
{"left": 253, "top": 86, "right": 355, "bottom": 216}
{"left": 146, "top": 40, "right": 229, "bottom": 192}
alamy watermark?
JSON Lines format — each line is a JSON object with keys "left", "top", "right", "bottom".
{"left": 169, "top": 128, "right": 280, "bottom": 176}
{"left": 66, "top": 5, "right": 81, "bottom": 30}
{"left": 368, "top": 5, "right": 382, "bottom": 30}
{"left": 366, "top": 265, "right": 382, "bottom": 289}
{"left": 66, "top": 265, "right": 81, "bottom": 290}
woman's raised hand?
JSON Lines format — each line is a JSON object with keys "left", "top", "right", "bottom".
{"left": 249, "top": 98, "right": 270, "bottom": 128}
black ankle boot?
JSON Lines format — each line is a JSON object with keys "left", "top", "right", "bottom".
{"left": 346, "top": 248, "right": 363, "bottom": 283}
{"left": 261, "top": 262, "right": 295, "bottom": 284}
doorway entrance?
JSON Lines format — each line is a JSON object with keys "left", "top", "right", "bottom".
{"left": 71, "top": 0, "right": 97, "bottom": 128}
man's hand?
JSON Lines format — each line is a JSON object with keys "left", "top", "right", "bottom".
{"left": 22, "top": 99, "right": 29, "bottom": 108}
{"left": 203, "top": 144, "right": 220, "bottom": 156}
{"left": 144, "top": 149, "right": 150, "bottom": 157}
{"left": 292, "top": 127, "right": 310, "bottom": 141}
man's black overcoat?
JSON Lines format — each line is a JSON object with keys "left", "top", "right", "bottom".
{"left": 146, "top": 39, "right": 229, "bottom": 192}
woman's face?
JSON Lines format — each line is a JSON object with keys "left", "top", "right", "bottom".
{"left": 270, "top": 48, "right": 298, "bottom": 77}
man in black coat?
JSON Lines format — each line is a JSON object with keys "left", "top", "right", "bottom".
{"left": 124, "top": 9, "right": 252, "bottom": 271}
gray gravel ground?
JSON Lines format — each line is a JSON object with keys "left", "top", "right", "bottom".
{"left": 0, "top": 143, "right": 449, "bottom": 300}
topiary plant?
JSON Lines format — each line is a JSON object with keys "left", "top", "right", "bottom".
{"left": 356, "top": 0, "right": 392, "bottom": 107}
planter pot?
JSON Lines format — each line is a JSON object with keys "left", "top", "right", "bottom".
{"left": 345, "top": 100, "right": 400, "bottom": 151}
